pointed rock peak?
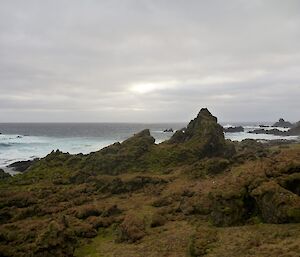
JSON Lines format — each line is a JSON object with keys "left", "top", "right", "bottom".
{"left": 198, "top": 108, "right": 212, "bottom": 116}
{"left": 196, "top": 108, "right": 217, "bottom": 122}
{"left": 272, "top": 118, "right": 292, "bottom": 128}
{"left": 134, "top": 129, "right": 151, "bottom": 137}
{"left": 169, "top": 108, "right": 224, "bottom": 146}
{"left": 122, "top": 129, "right": 155, "bottom": 146}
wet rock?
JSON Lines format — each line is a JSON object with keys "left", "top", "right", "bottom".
{"left": 272, "top": 118, "right": 293, "bottom": 128}
{"left": 8, "top": 158, "right": 39, "bottom": 172}
{"left": 248, "top": 128, "right": 286, "bottom": 136}
{"left": 163, "top": 128, "right": 174, "bottom": 132}
{"left": 223, "top": 126, "right": 244, "bottom": 133}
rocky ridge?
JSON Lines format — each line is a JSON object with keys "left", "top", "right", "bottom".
{"left": 0, "top": 108, "right": 299, "bottom": 257}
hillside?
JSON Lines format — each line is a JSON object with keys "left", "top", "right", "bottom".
{"left": 0, "top": 108, "right": 299, "bottom": 257}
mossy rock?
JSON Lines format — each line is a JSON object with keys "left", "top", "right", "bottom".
{"left": 250, "top": 181, "right": 300, "bottom": 223}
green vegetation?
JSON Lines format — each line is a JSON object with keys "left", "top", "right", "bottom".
{"left": 0, "top": 108, "right": 299, "bottom": 256}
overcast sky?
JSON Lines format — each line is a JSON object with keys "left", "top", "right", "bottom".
{"left": 0, "top": 0, "right": 299, "bottom": 122}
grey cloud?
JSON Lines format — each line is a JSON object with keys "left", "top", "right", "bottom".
{"left": 0, "top": 0, "right": 299, "bottom": 122}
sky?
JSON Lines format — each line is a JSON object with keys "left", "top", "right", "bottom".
{"left": 0, "top": 0, "right": 300, "bottom": 123}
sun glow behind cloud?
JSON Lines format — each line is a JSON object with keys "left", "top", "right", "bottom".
{"left": 129, "top": 81, "right": 178, "bottom": 94}
{"left": 0, "top": 1, "right": 300, "bottom": 122}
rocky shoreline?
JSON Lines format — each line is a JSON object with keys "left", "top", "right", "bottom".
{"left": 0, "top": 108, "right": 299, "bottom": 257}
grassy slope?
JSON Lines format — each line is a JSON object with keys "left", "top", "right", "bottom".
{"left": 0, "top": 112, "right": 299, "bottom": 257}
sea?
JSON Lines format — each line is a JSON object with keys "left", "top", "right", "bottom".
{"left": 0, "top": 122, "right": 299, "bottom": 173}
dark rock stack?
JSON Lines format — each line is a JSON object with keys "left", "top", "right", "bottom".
{"left": 248, "top": 128, "right": 286, "bottom": 136}
{"left": 223, "top": 126, "right": 244, "bottom": 133}
{"left": 168, "top": 108, "right": 231, "bottom": 158}
{"left": 272, "top": 118, "right": 292, "bottom": 128}
{"left": 8, "top": 158, "right": 39, "bottom": 172}
{"left": 163, "top": 128, "right": 174, "bottom": 132}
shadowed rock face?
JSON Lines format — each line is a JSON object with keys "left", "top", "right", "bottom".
{"left": 223, "top": 126, "right": 244, "bottom": 133}
{"left": 8, "top": 159, "right": 39, "bottom": 172}
{"left": 272, "top": 118, "right": 293, "bottom": 128}
{"left": 168, "top": 108, "right": 228, "bottom": 158}
{"left": 80, "top": 129, "right": 155, "bottom": 175}
{"left": 169, "top": 108, "right": 221, "bottom": 143}
{"left": 210, "top": 163, "right": 300, "bottom": 226}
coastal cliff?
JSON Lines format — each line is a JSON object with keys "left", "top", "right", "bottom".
{"left": 0, "top": 108, "right": 299, "bottom": 257}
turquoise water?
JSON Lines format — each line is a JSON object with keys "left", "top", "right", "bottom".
{"left": 0, "top": 122, "right": 298, "bottom": 169}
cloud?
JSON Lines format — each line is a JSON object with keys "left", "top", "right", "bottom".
{"left": 0, "top": 0, "right": 299, "bottom": 122}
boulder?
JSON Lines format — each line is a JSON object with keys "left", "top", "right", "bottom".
{"left": 210, "top": 162, "right": 300, "bottom": 226}
{"left": 210, "top": 187, "right": 252, "bottom": 226}
{"left": 250, "top": 181, "right": 300, "bottom": 223}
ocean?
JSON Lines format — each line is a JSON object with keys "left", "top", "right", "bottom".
{"left": 0, "top": 122, "right": 299, "bottom": 171}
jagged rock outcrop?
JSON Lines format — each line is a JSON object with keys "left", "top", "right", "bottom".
{"left": 223, "top": 126, "right": 244, "bottom": 133}
{"left": 163, "top": 128, "right": 174, "bottom": 133}
{"left": 168, "top": 108, "right": 232, "bottom": 158}
{"left": 210, "top": 162, "right": 300, "bottom": 226}
{"left": 8, "top": 158, "right": 39, "bottom": 172}
{"left": 81, "top": 129, "right": 155, "bottom": 175}
{"left": 248, "top": 128, "right": 286, "bottom": 136}
{"left": 27, "top": 109, "right": 237, "bottom": 180}
{"left": 249, "top": 126, "right": 300, "bottom": 136}
{"left": 272, "top": 118, "right": 292, "bottom": 128}
{"left": 27, "top": 130, "right": 156, "bottom": 178}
